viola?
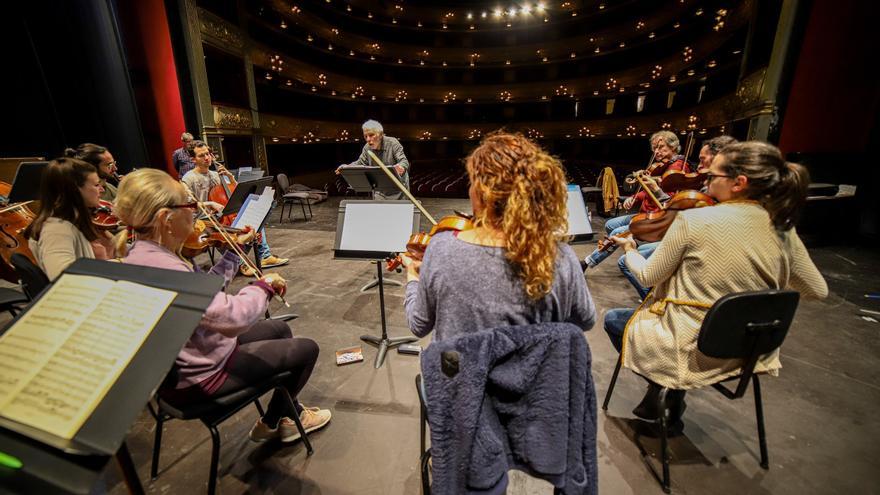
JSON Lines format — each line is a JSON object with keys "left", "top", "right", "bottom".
{"left": 595, "top": 190, "right": 715, "bottom": 251}
{"left": 629, "top": 190, "right": 715, "bottom": 242}
{"left": 0, "top": 181, "right": 37, "bottom": 283}
{"left": 386, "top": 212, "right": 475, "bottom": 272}
{"left": 181, "top": 219, "right": 257, "bottom": 259}
{"left": 660, "top": 169, "right": 708, "bottom": 193}
{"left": 93, "top": 200, "right": 120, "bottom": 230}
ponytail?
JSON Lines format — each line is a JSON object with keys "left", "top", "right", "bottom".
{"left": 717, "top": 141, "right": 810, "bottom": 231}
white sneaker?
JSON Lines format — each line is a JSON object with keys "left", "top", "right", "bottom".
{"left": 248, "top": 419, "right": 279, "bottom": 443}
{"left": 279, "top": 406, "right": 332, "bottom": 443}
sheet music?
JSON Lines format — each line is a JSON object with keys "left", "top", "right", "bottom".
{"left": 232, "top": 186, "right": 275, "bottom": 230}
{"left": 0, "top": 274, "right": 176, "bottom": 439}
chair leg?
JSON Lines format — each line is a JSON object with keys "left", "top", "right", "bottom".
{"left": 602, "top": 356, "right": 623, "bottom": 411}
{"left": 658, "top": 388, "right": 671, "bottom": 493}
{"left": 421, "top": 448, "right": 432, "bottom": 495}
{"left": 299, "top": 200, "right": 306, "bottom": 220}
{"left": 207, "top": 425, "right": 221, "bottom": 495}
{"left": 306, "top": 200, "right": 312, "bottom": 219}
{"left": 253, "top": 398, "right": 265, "bottom": 417}
{"left": 753, "top": 375, "right": 769, "bottom": 469}
{"left": 279, "top": 203, "right": 286, "bottom": 223}
{"left": 288, "top": 401, "right": 314, "bottom": 455}
{"left": 150, "top": 412, "right": 165, "bottom": 480}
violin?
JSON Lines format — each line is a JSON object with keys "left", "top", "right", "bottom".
{"left": 595, "top": 190, "right": 715, "bottom": 251}
{"left": 386, "top": 212, "right": 475, "bottom": 272}
{"left": 0, "top": 181, "right": 37, "bottom": 283}
{"left": 181, "top": 219, "right": 257, "bottom": 259}
{"left": 93, "top": 200, "right": 120, "bottom": 230}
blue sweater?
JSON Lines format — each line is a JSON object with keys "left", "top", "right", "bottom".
{"left": 422, "top": 322, "right": 597, "bottom": 495}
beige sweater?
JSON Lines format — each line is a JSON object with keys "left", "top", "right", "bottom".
{"left": 621, "top": 201, "right": 828, "bottom": 389}
{"left": 29, "top": 218, "right": 96, "bottom": 280}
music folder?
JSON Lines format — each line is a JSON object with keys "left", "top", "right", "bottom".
{"left": 0, "top": 259, "right": 223, "bottom": 494}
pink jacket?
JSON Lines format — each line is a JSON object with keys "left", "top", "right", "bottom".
{"left": 124, "top": 240, "right": 271, "bottom": 389}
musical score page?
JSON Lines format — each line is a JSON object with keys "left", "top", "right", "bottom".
{"left": 0, "top": 274, "right": 176, "bottom": 439}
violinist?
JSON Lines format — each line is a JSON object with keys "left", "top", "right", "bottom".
{"left": 114, "top": 169, "right": 330, "bottom": 443}
{"left": 697, "top": 135, "right": 738, "bottom": 172}
{"left": 181, "top": 141, "right": 288, "bottom": 275}
{"left": 24, "top": 157, "right": 112, "bottom": 280}
{"left": 66, "top": 143, "right": 119, "bottom": 202}
{"left": 603, "top": 141, "right": 828, "bottom": 436}
{"left": 402, "top": 132, "right": 595, "bottom": 341}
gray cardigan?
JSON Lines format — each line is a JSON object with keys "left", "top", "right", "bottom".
{"left": 404, "top": 231, "right": 596, "bottom": 341}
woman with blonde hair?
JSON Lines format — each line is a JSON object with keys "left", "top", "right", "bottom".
{"left": 114, "top": 169, "right": 330, "bottom": 444}
{"left": 605, "top": 141, "right": 828, "bottom": 434}
{"left": 403, "top": 132, "right": 595, "bottom": 341}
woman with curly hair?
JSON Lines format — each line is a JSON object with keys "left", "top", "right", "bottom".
{"left": 402, "top": 132, "right": 596, "bottom": 341}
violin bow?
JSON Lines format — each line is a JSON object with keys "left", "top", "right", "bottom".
{"left": 366, "top": 150, "right": 438, "bottom": 225}
{"left": 181, "top": 182, "right": 290, "bottom": 307}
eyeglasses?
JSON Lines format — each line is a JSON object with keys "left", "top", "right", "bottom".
{"left": 167, "top": 201, "right": 198, "bottom": 210}
{"left": 705, "top": 173, "right": 733, "bottom": 182}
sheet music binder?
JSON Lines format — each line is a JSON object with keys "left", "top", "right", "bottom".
{"left": 339, "top": 166, "right": 401, "bottom": 195}
{"left": 220, "top": 176, "right": 275, "bottom": 217}
{"left": 0, "top": 258, "right": 223, "bottom": 494}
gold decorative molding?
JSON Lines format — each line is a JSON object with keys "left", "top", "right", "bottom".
{"left": 198, "top": 8, "right": 244, "bottom": 52}
{"left": 213, "top": 105, "right": 253, "bottom": 129}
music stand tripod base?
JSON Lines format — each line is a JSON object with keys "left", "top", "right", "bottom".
{"left": 360, "top": 261, "right": 417, "bottom": 368}
{"left": 361, "top": 262, "right": 404, "bottom": 292}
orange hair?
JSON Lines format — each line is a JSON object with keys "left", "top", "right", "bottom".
{"left": 466, "top": 132, "right": 569, "bottom": 300}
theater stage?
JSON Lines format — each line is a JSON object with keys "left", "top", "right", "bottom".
{"left": 3, "top": 196, "right": 876, "bottom": 494}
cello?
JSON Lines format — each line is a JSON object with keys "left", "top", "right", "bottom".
{"left": 0, "top": 181, "right": 37, "bottom": 283}
{"left": 207, "top": 160, "right": 238, "bottom": 225}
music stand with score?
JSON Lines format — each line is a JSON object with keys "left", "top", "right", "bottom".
{"left": 333, "top": 200, "right": 420, "bottom": 368}
{"left": 566, "top": 184, "right": 595, "bottom": 244}
{"left": 338, "top": 165, "right": 407, "bottom": 291}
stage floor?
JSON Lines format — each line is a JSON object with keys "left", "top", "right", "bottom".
{"left": 6, "top": 196, "right": 878, "bottom": 494}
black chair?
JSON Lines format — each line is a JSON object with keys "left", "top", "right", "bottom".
{"left": 602, "top": 289, "right": 800, "bottom": 493}
{"left": 0, "top": 286, "right": 27, "bottom": 317}
{"left": 276, "top": 173, "right": 313, "bottom": 222}
{"left": 149, "top": 370, "right": 314, "bottom": 495}
{"left": 415, "top": 374, "right": 431, "bottom": 495}
{"left": 10, "top": 253, "right": 50, "bottom": 301}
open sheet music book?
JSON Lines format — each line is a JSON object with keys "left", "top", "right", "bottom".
{"left": 0, "top": 274, "right": 176, "bottom": 439}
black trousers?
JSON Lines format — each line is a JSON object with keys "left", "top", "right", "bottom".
{"left": 213, "top": 319, "right": 320, "bottom": 426}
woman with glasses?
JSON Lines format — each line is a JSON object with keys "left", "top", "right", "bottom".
{"left": 112, "top": 168, "right": 330, "bottom": 444}
{"left": 603, "top": 141, "right": 828, "bottom": 435}
{"left": 24, "top": 157, "right": 112, "bottom": 279}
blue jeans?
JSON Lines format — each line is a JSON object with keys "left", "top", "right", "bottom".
{"left": 604, "top": 308, "right": 635, "bottom": 353}
{"left": 256, "top": 227, "right": 272, "bottom": 260}
{"left": 585, "top": 214, "right": 635, "bottom": 267}
{"left": 618, "top": 242, "right": 658, "bottom": 300}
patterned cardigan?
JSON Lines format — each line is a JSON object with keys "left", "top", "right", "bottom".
{"left": 621, "top": 200, "right": 828, "bottom": 389}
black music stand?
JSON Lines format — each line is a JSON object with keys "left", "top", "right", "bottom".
{"left": 7, "top": 161, "right": 49, "bottom": 204}
{"left": 221, "top": 176, "right": 275, "bottom": 218}
{"left": 0, "top": 259, "right": 223, "bottom": 495}
{"left": 333, "top": 200, "right": 420, "bottom": 368}
{"left": 339, "top": 166, "right": 407, "bottom": 291}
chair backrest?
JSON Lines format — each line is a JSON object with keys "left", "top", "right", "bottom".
{"left": 276, "top": 173, "right": 290, "bottom": 192}
{"left": 10, "top": 253, "right": 50, "bottom": 301}
{"left": 698, "top": 290, "right": 799, "bottom": 396}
